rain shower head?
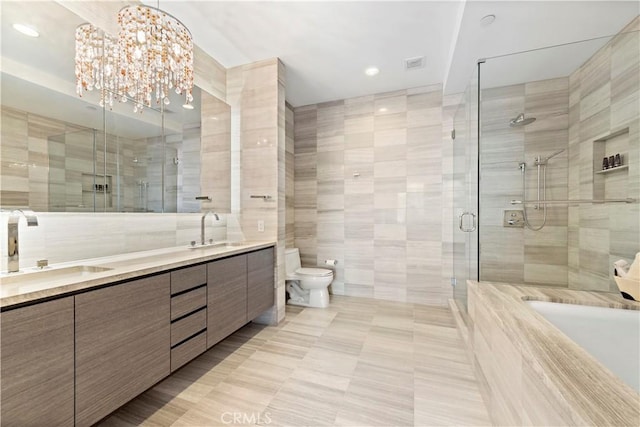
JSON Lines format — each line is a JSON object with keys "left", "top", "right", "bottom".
{"left": 509, "top": 113, "right": 536, "bottom": 127}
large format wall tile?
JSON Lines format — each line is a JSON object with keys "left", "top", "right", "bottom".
{"left": 479, "top": 77, "right": 570, "bottom": 287}
{"left": 568, "top": 17, "right": 640, "bottom": 292}
{"left": 293, "top": 84, "right": 447, "bottom": 306}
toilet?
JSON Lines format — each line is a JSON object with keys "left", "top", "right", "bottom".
{"left": 285, "top": 248, "right": 333, "bottom": 308}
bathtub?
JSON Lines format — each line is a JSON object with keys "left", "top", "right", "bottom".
{"left": 526, "top": 300, "right": 640, "bottom": 393}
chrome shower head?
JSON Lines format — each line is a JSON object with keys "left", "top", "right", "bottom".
{"left": 509, "top": 113, "right": 536, "bottom": 127}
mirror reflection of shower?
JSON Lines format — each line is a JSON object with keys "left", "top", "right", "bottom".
{"left": 519, "top": 149, "right": 565, "bottom": 231}
{"left": 137, "top": 180, "right": 149, "bottom": 212}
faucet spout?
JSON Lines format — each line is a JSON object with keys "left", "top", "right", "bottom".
{"left": 200, "top": 211, "right": 220, "bottom": 245}
{"left": 7, "top": 209, "right": 39, "bottom": 273}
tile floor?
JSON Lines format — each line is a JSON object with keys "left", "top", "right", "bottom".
{"left": 99, "top": 296, "right": 490, "bottom": 426}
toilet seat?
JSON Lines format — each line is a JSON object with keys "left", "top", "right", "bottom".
{"left": 296, "top": 267, "right": 332, "bottom": 277}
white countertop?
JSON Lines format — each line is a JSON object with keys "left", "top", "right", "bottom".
{"left": 0, "top": 241, "right": 276, "bottom": 309}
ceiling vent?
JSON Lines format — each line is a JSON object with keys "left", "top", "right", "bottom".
{"left": 404, "top": 56, "right": 425, "bottom": 70}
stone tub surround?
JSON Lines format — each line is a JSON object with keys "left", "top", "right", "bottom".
{"left": 467, "top": 280, "right": 639, "bottom": 426}
{"left": 0, "top": 240, "right": 275, "bottom": 309}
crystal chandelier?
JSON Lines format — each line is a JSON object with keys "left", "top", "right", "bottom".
{"left": 75, "top": 24, "right": 123, "bottom": 109}
{"left": 117, "top": 5, "right": 194, "bottom": 111}
{"left": 74, "top": 5, "right": 194, "bottom": 113}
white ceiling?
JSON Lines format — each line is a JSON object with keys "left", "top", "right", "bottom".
{"left": 147, "top": 0, "right": 462, "bottom": 106}
{"left": 149, "top": 0, "right": 639, "bottom": 106}
{"left": 1, "top": 0, "right": 638, "bottom": 116}
{"left": 446, "top": 0, "right": 640, "bottom": 93}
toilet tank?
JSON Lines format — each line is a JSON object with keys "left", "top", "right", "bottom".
{"left": 285, "top": 248, "right": 302, "bottom": 276}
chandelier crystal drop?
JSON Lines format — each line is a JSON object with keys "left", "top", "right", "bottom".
{"left": 75, "top": 24, "right": 123, "bottom": 109}
{"left": 117, "top": 5, "right": 194, "bottom": 111}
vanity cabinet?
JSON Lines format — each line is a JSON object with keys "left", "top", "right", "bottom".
{"left": 0, "top": 297, "right": 75, "bottom": 427}
{"left": 170, "top": 265, "right": 207, "bottom": 372}
{"left": 207, "top": 254, "right": 248, "bottom": 347}
{"left": 247, "top": 247, "right": 275, "bottom": 320}
{"left": 75, "top": 274, "right": 170, "bottom": 427}
{"left": 207, "top": 248, "right": 275, "bottom": 347}
{"left": 0, "top": 244, "right": 275, "bottom": 426}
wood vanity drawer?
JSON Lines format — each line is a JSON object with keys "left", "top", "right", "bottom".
{"left": 171, "top": 309, "right": 206, "bottom": 347}
{"left": 171, "top": 286, "right": 206, "bottom": 321}
{"left": 171, "top": 331, "right": 206, "bottom": 372}
{"left": 171, "top": 264, "right": 206, "bottom": 295}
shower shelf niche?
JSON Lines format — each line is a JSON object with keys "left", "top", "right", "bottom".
{"left": 592, "top": 127, "right": 629, "bottom": 201}
{"left": 594, "top": 165, "right": 629, "bottom": 175}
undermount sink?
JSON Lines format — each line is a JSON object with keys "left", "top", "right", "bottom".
{"left": 1, "top": 265, "right": 114, "bottom": 285}
{"left": 188, "top": 241, "right": 248, "bottom": 249}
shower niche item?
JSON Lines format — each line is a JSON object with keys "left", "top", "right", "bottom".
{"left": 593, "top": 127, "right": 629, "bottom": 201}
{"left": 82, "top": 174, "right": 113, "bottom": 209}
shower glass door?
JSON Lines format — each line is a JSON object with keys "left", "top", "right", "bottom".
{"left": 452, "top": 65, "right": 480, "bottom": 315}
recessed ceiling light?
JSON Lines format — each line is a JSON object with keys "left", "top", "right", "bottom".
{"left": 378, "top": 107, "right": 388, "bottom": 113}
{"left": 365, "top": 67, "right": 379, "bottom": 76}
{"left": 480, "top": 14, "right": 496, "bottom": 27}
{"left": 13, "top": 23, "right": 39, "bottom": 37}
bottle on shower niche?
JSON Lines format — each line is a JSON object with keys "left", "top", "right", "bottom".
{"left": 614, "top": 153, "right": 622, "bottom": 167}
{"left": 603, "top": 157, "right": 609, "bottom": 170}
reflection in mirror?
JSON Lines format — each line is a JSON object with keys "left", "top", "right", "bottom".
{"left": 0, "top": 1, "right": 230, "bottom": 213}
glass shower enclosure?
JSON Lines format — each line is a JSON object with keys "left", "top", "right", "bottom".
{"left": 452, "top": 65, "right": 480, "bottom": 315}
{"left": 452, "top": 25, "right": 640, "bottom": 316}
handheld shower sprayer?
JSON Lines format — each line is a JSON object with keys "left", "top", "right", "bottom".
{"left": 520, "top": 149, "right": 565, "bottom": 231}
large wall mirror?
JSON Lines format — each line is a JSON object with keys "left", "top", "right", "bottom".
{"left": 0, "top": 1, "right": 231, "bottom": 213}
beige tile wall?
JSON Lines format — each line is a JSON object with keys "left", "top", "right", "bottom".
{"left": 479, "top": 78, "right": 570, "bottom": 287}
{"left": 285, "top": 102, "right": 295, "bottom": 248}
{"left": 293, "top": 85, "right": 450, "bottom": 305}
{"left": 227, "top": 58, "right": 286, "bottom": 324}
{"left": 200, "top": 92, "right": 231, "bottom": 213}
{"left": 568, "top": 18, "right": 640, "bottom": 292}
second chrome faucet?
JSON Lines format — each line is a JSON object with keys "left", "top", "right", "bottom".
{"left": 200, "top": 211, "right": 220, "bottom": 245}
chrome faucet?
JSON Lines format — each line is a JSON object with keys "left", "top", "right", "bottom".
{"left": 200, "top": 211, "right": 219, "bottom": 245}
{"left": 7, "top": 209, "right": 39, "bottom": 273}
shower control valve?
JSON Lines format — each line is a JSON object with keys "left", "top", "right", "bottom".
{"left": 503, "top": 210, "right": 525, "bottom": 228}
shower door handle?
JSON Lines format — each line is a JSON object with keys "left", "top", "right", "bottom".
{"left": 458, "top": 212, "right": 477, "bottom": 232}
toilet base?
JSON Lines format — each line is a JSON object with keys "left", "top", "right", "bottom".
{"left": 286, "top": 283, "right": 330, "bottom": 308}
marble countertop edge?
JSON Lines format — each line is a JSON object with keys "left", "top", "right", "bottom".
{"left": 0, "top": 241, "right": 276, "bottom": 309}
{"left": 469, "top": 280, "right": 640, "bottom": 426}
